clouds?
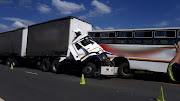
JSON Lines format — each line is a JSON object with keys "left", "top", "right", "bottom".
{"left": 154, "top": 21, "right": 168, "bottom": 27}
{"left": 0, "top": 24, "right": 8, "bottom": 30}
{"left": 94, "top": 26, "right": 115, "bottom": 30}
{"left": 94, "top": 26, "right": 102, "bottom": 30}
{"left": 52, "top": 0, "right": 85, "bottom": 14}
{"left": 3, "top": 17, "right": 35, "bottom": 25}
{"left": 79, "top": 0, "right": 111, "bottom": 19}
{"left": 104, "top": 27, "right": 115, "bottom": 30}
{"left": 37, "top": 4, "right": 51, "bottom": 13}
{"left": 1, "top": 17, "right": 35, "bottom": 30}
{"left": 12, "top": 21, "right": 26, "bottom": 28}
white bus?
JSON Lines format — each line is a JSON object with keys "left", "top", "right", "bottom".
{"left": 88, "top": 27, "right": 179, "bottom": 78}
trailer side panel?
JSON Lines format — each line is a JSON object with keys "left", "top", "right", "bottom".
{"left": 26, "top": 19, "right": 70, "bottom": 56}
{"left": 0, "top": 29, "right": 23, "bottom": 56}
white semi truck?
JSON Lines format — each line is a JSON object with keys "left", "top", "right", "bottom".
{"left": 0, "top": 16, "right": 124, "bottom": 78}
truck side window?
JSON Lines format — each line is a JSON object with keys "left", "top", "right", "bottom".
{"left": 75, "top": 43, "right": 82, "bottom": 50}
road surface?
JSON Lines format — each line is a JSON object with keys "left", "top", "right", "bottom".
{"left": 0, "top": 64, "right": 179, "bottom": 101}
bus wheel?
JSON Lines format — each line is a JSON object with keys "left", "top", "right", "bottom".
{"left": 6, "top": 58, "right": 13, "bottom": 67}
{"left": 118, "top": 62, "right": 134, "bottom": 79}
{"left": 41, "top": 59, "right": 51, "bottom": 72}
{"left": 82, "top": 62, "right": 97, "bottom": 78}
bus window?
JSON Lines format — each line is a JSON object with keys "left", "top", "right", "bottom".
{"left": 143, "top": 39, "right": 153, "bottom": 45}
{"left": 155, "top": 31, "right": 165, "bottom": 37}
{"left": 102, "top": 38, "right": 115, "bottom": 44}
{"left": 101, "top": 32, "right": 109, "bottom": 37}
{"left": 116, "top": 39, "right": 133, "bottom": 44}
{"left": 153, "top": 39, "right": 175, "bottom": 45}
{"left": 93, "top": 38, "right": 101, "bottom": 44}
{"left": 89, "top": 32, "right": 95, "bottom": 37}
{"left": 135, "top": 31, "right": 152, "bottom": 38}
{"left": 95, "top": 33, "right": 101, "bottom": 37}
{"left": 134, "top": 40, "right": 143, "bottom": 44}
{"left": 178, "top": 30, "right": 180, "bottom": 37}
{"left": 109, "top": 32, "right": 116, "bottom": 37}
{"left": 116, "top": 32, "right": 133, "bottom": 37}
{"left": 155, "top": 31, "right": 175, "bottom": 38}
{"left": 166, "top": 31, "right": 175, "bottom": 37}
{"left": 115, "top": 39, "right": 125, "bottom": 44}
{"left": 168, "top": 39, "right": 176, "bottom": 45}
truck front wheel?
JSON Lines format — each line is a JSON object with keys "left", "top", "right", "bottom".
{"left": 118, "top": 62, "right": 134, "bottom": 79}
{"left": 82, "top": 62, "right": 97, "bottom": 78}
{"left": 41, "top": 59, "right": 51, "bottom": 72}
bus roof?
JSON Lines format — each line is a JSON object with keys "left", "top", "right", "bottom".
{"left": 90, "top": 27, "right": 180, "bottom": 32}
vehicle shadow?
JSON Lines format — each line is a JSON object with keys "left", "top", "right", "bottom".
{"left": 1, "top": 62, "right": 179, "bottom": 84}
{"left": 133, "top": 71, "right": 179, "bottom": 84}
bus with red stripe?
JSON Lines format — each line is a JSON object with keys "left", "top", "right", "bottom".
{"left": 89, "top": 27, "right": 178, "bottom": 78}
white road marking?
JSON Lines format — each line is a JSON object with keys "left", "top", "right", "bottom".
{"left": 0, "top": 98, "right": 5, "bottom": 101}
{"left": 25, "top": 71, "right": 38, "bottom": 75}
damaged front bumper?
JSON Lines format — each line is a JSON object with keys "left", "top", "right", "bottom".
{"left": 100, "top": 66, "right": 119, "bottom": 76}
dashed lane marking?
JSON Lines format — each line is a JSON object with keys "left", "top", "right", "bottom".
{"left": 25, "top": 71, "right": 38, "bottom": 75}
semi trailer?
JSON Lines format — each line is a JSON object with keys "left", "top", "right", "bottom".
{"left": 0, "top": 16, "right": 130, "bottom": 78}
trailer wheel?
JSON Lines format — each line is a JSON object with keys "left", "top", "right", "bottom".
{"left": 118, "top": 62, "right": 134, "bottom": 79}
{"left": 82, "top": 62, "right": 97, "bottom": 78}
{"left": 6, "top": 58, "right": 13, "bottom": 67}
{"left": 41, "top": 59, "right": 51, "bottom": 72}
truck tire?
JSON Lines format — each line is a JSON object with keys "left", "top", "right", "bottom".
{"left": 51, "top": 60, "right": 64, "bottom": 73}
{"left": 41, "top": 59, "right": 51, "bottom": 72}
{"left": 6, "top": 58, "right": 13, "bottom": 67}
{"left": 51, "top": 60, "right": 59, "bottom": 73}
{"left": 82, "top": 62, "right": 97, "bottom": 78}
{"left": 12, "top": 58, "right": 18, "bottom": 67}
{"left": 118, "top": 62, "right": 134, "bottom": 79}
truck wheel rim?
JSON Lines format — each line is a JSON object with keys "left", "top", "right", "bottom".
{"left": 85, "top": 66, "right": 92, "bottom": 74}
{"left": 52, "top": 64, "right": 57, "bottom": 72}
{"left": 52, "top": 65, "right": 56, "bottom": 71}
{"left": 123, "top": 68, "right": 130, "bottom": 74}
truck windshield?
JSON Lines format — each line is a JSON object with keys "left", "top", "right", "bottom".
{"left": 81, "top": 37, "right": 93, "bottom": 46}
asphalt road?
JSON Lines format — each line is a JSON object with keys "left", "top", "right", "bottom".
{"left": 0, "top": 65, "right": 179, "bottom": 101}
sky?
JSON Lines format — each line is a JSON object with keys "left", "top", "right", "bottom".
{"left": 1, "top": 0, "right": 180, "bottom": 32}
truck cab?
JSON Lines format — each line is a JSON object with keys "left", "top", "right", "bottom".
{"left": 67, "top": 29, "right": 115, "bottom": 77}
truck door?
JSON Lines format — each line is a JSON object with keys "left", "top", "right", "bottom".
{"left": 68, "top": 42, "right": 86, "bottom": 61}
{"left": 74, "top": 42, "right": 87, "bottom": 59}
